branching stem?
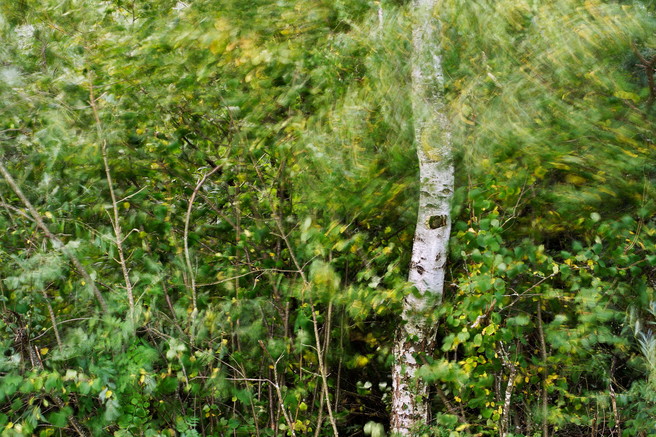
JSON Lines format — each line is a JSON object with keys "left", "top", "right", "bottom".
{"left": 0, "top": 161, "right": 108, "bottom": 313}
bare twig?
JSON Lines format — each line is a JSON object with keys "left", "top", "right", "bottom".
{"left": 632, "top": 43, "right": 656, "bottom": 106}
{"left": 196, "top": 268, "right": 307, "bottom": 287}
{"left": 435, "top": 385, "right": 467, "bottom": 425}
{"left": 101, "top": 140, "right": 135, "bottom": 317}
{"left": 609, "top": 358, "right": 622, "bottom": 436}
{"left": 537, "top": 301, "right": 549, "bottom": 437}
{"left": 184, "top": 165, "right": 222, "bottom": 313}
{"left": 258, "top": 341, "right": 297, "bottom": 437}
{"left": 0, "top": 161, "right": 108, "bottom": 313}
{"left": 250, "top": 154, "right": 339, "bottom": 435}
{"left": 501, "top": 178, "right": 529, "bottom": 229}
{"left": 31, "top": 317, "right": 96, "bottom": 341}
{"left": 471, "top": 298, "right": 497, "bottom": 329}
{"left": 41, "top": 288, "right": 63, "bottom": 352}
{"left": 162, "top": 281, "right": 188, "bottom": 339}
{"left": 0, "top": 200, "right": 31, "bottom": 221}
{"left": 274, "top": 214, "right": 339, "bottom": 436}
{"left": 51, "top": 394, "right": 88, "bottom": 437}
{"left": 116, "top": 186, "right": 147, "bottom": 204}
{"left": 313, "top": 302, "right": 334, "bottom": 437}
{"left": 89, "top": 76, "right": 135, "bottom": 319}
{"left": 501, "top": 272, "right": 557, "bottom": 312}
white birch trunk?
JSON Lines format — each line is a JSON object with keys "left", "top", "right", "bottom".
{"left": 391, "top": 0, "right": 453, "bottom": 434}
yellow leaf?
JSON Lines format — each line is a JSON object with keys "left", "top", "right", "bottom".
{"left": 534, "top": 166, "right": 547, "bottom": 179}
{"left": 40, "top": 347, "right": 49, "bottom": 356}
{"left": 622, "top": 149, "right": 639, "bottom": 158}
{"left": 565, "top": 174, "right": 586, "bottom": 185}
{"left": 613, "top": 90, "right": 639, "bottom": 102}
{"left": 106, "top": 390, "right": 113, "bottom": 398}
{"left": 355, "top": 355, "right": 369, "bottom": 367}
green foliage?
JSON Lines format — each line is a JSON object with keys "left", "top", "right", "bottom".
{"left": 0, "top": 0, "right": 655, "bottom": 435}
{"left": 414, "top": 1, "right": 656, "bottom": 433}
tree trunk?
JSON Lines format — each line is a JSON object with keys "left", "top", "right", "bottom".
{"left": 391, "top": 0, "right": 453, "bottom": 434}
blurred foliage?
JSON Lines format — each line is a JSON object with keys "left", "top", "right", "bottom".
{"left": 0, "top": 0, "right": 655, "bottom": 436}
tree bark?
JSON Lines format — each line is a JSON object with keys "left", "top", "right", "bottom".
{"left": 391, "top": 0, "right": 453, "bottom": 434}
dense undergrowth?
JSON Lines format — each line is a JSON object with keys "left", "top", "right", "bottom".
{"left": 1, "top": 0, "right": 655, "bottom": 435}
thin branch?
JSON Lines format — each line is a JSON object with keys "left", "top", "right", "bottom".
{"left": 258, "top": 341, "right": 297, "bottom": 437}
{"left": 0, "top": 161, "right": 108, "bottom": 313}
{"left": 501, "top": 178, "right": 529, "bottom": 229}
{"left": 435, "top": 385, "right": 467, "bottom": 425}
{"left": 0, "top": 201, "right": 32, "bottom": 221}
{"left": 51, "top": 391, "right": 88, "bottom": 436}
{"left": 537, "top": 301, "right": 549, "bottom": 437}
{"left": 196, "top": 268, "right": 310, "bottom": 287}
{"left": 501, "top": 272, "right": 557, "bottom": 312}
{"left": 274, "top": 214, "right": 339, "bottom": 436}
{"left": 249, "top": 151, "right": 339, "bottom": 436}
{"left": 162, "top": 281, "right": 188, "bottom": 339}
{"left": 89, "top": 75, "right": 135, "bottom": 319}
{"left": 184, "top": 165, "right": 222, "bottom": 314}
{"left": 609, "top": 358, "right": 622, "bottom": 436}
{"left": 313, "top": 301, "right": 333, "bottom": 437}
{"left": 471, "top": 298, "right": 497, "bottom": 329}
{"left": 102, "top": 140, "right": 135, "bottom": 317}
{"left": 116, "top": 186, "right": 147, "bottom": 204}
{"left": 41, "top": 289, "right": 63, "bottom": 352}
{"left": 31, "top": 317, "right": 96, "bottom": 341}
{"left": 632, "top": 43, "right": 656, "bottom": 106}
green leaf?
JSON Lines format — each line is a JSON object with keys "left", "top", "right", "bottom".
{"left": 48, "top": 407, "right": 72, "bottom": 428}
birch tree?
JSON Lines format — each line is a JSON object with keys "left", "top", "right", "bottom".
{"left": 391, "top": 0, "right": 453, "bottom": 433}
